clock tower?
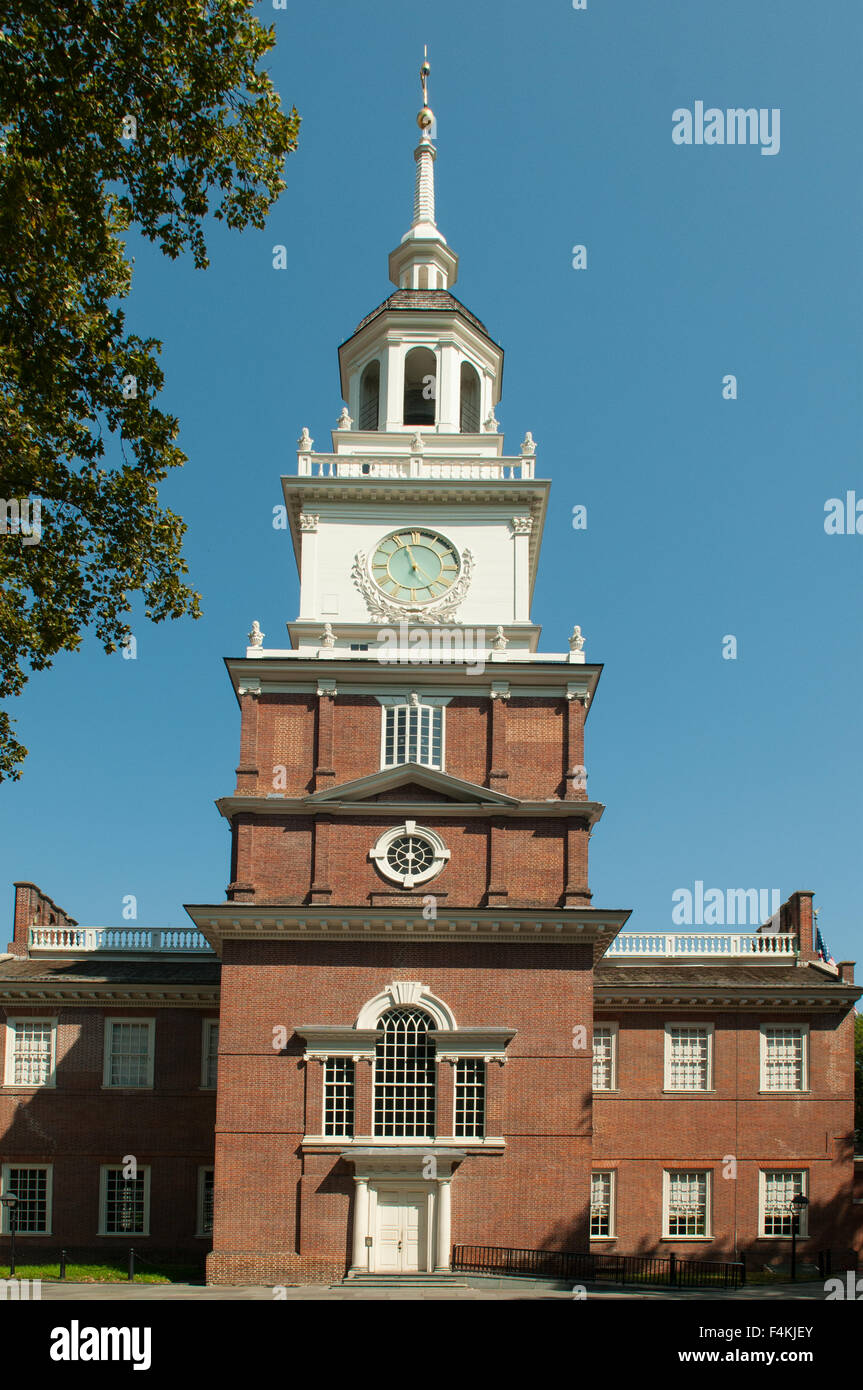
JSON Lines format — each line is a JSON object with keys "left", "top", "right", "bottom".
{"left": 189, "top": 58, "right": 631, "bottom": 1285}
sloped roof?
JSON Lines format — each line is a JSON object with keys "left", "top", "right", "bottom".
{"left": 0, "top": 957, "right": 220, "bottom": 986}
{"left": 353, "top": 289, "right": 491, "bottom": 338}
{"left": 594, "top": 963, "right": 857, "bottom": 997}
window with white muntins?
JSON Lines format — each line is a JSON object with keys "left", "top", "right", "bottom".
{"left": 382, "top": 702, "right": 444, "bottom": 770}
{"left": 454, "top": 1058, "right": 485, "bottom": 1139}
{"left": 592, "top": 1025, "right": 617, "bottom": 1091}
{"left": 324, "top": 1057, "right": 355, "bottom": 1138}
{"left": 4, "top": 1018, "right": 57, "bottom": 1087}
{"left": 760, "top": 1025, "right": 808, "bottom": 1092}
{"left": 374, "top": 1008, "right": 436, "bottom": 1139}
{"left": 760, "top": 1171, "right": 808, "bottom": 1237}
{"left": 100, "top": 1166, "right": 150, "bottom": 1236}
{"left": 590, "top": 1172, "right": 615, "bottom": 1238}
{"left": 664, "top": 1170, "right": 710, "bottom": 1238}
{"left": 1, "top": 1165, "right": 52, "bottom": 1234}
{"left": 103, "top": 1019, "right": 155, "bottom": 1088}
{"left": 665, "top": 1024, "right": 712, "bottom": 1091}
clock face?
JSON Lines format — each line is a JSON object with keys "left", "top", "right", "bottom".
{"left": 370, "top": 529, "right": 460, "bottom": 604}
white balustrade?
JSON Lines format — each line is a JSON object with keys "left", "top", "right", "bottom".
{"left": 605, "top": 932, "right": 797, "bottom": 958}
{"left": 297, "top": 453, "right": 535, "bottom": 482}
{"left": 28, "top": 926, "right": 213, "bottom": 954}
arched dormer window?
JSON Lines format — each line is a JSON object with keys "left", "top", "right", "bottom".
{"left": 459, "top": 361, "right": 481, "bottom": 433}
{"left": 403, "top": 346, "right": 436, "bottom": 426}
{"left": 359, "top": 360, "right": 380, "bottom": 430}
{"left": 374, "top": 1008, "right": 436, "bottom": 1138}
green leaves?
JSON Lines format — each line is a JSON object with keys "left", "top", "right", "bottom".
{"left": 0, "top": 0, "right": 300, "bottom": 777}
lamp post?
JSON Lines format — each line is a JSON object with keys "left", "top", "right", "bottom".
{"left": 789, "top": 1192, "right": 809, "bottom": 1281}
{"left": 0, "top": 1193, "right": 19, "bottom": 1277}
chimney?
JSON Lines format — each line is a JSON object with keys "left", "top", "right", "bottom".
{"left": 837, "top": 960, "right": 855, "bottom": 984}
{"left": 8, "top": 881, "right": 78, "bottom": 957}
{"left": 773, "top": 890, "right": 817, "bottom": 963}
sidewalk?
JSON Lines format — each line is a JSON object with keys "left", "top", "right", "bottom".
{"left": 33, "top": 1279, "right": 830, "bottom": 1301}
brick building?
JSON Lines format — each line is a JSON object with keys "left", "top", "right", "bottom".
{"left": 0, "top": 68, "right": 859, "bottom": 1283}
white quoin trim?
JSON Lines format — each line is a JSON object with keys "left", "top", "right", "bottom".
{"left": 355, "top": 982, "right": 457, "bottom": 1031}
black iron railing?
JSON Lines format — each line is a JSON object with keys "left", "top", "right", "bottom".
{"left": 452, "top": 1245, "right": 745, "bottom": 1289}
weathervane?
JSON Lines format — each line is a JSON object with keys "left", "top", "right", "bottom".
{"left": 418, "top": 46, "right": 433, "bottom": 133}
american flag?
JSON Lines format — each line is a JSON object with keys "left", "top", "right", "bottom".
{"left": 815, "top": 924, "right": 836, "bottom": 967}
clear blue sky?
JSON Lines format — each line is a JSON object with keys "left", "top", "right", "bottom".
{"left": 3, "top": 0, "right": 861, "bottom": 963}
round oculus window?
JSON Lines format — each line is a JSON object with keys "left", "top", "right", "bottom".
{"left": 369, "top": 821, "right": 450, "bottom": 889}
{"left": 385, "top": 833, "right": 435, "bottom": 879}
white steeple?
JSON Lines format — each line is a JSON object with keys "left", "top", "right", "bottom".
{"left": 388, "top": 50, "right": 459, "bottom": 291}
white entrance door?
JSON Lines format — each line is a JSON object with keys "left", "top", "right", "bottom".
{"left": 374, "top": 1191, "right": 426, "bottom": 1273}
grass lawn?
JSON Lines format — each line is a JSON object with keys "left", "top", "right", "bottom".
{"left": 0, "top": 1258, "right": 205, "bottom": 1284}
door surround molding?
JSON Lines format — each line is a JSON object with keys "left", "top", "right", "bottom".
{"left": 342, "top": 1147, "right": 464, "bottom": 1276}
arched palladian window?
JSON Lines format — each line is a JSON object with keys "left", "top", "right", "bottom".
{"left": 359, "top": 360, "right": 380, "bottom": 431}
{"left": 459, "top": 361, "right": 481, "bottom": 433}
{"left": 403, "top": 347, "right": 437, "bottom": 427}
{"left": 374, "top": 1007, "right": 436, "bottom": 1138}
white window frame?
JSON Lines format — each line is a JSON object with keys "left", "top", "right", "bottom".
{"left": 378, "top": 696, "right": 448, "bottom": 772}
{"left": 759, "top": 1023, "right": 809, "bottom": 1093}
{"left": 592, "top": 1023, "right": 618, "bottom": 1092}
{"left": 322, "top": 1056, "right": 355, "bottom": 1138}
{"left": 102, "top": 1018, "right": 156, "bottom": 1089}
{"left": 197, "top": 1166, "right": 215, "bottom": 1238}
{"left": 453, "top": 1057, "right": 486, "bottom": 1140}
{"left": 98, "top": 1164, "right": 151, "bottom": 1237}
{"left": 590, "top": 1170, "right": 616, "bottom": 1239}
{"left": 758, "top": 1169, "right": 809, "bottom": 1238}
{"left": 663, "top": 1022, "right": 714, "bottom": 1092}
{"left": 3, "top": 1016, "right": 58, "bottom": 1088}
{"left": 1, "top": 1163, "right": 53, "bottom": 1235}
{"left": 369, "top": 820, "right": 450, "bottom": 889}
{"left": 662, "top": 1169, "right": 712, "bottom": 1240}
{"left": 201, "top": 1019, "right": 219, "bottom": 1090}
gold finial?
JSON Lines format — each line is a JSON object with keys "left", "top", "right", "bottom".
{"left": 418, "top": 45, "right": 433, "bottom": 133}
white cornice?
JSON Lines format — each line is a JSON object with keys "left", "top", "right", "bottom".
{"left": 215, "top": 795, "right": 603, "bottom": 823}
{"left": 0, "top": 987, "right": 219, "bottom": 1006}
{"left": 594, "top": 990, "right": 857, "bottom": 1010}
{"left": 224, "top": 657, "right": 602, "bottom": 706}
{"left": 183, "top": 904, "right": 631, "bottom": 958}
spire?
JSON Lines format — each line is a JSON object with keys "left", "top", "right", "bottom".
{"left": 413, "top": 49, "right": 437, "bottom": 231}
{"left": 388, "top": 49, "right": 459, "bottom": 292}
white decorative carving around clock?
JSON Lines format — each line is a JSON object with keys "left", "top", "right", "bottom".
{"left": 352, "top": 531, "right": 475, "bottom": 626}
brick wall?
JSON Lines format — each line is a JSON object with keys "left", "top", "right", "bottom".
{"left": 592, "top": 1008, "right": 858, "bottom": 1259}
{"left": 208, "top": 938, "right": 594, "bottom": 1283}
{"left": 237, "top": 692, "right": 574, "bottom": 801}
{"left": 0, "top": 1005, "right": 217, "bottom": 1254}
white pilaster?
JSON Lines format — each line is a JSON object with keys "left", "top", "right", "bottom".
{"left": 511, "top": 517, "right": 532, "bottom": 622}
{"left": 384, "top": 343, "right": 406, "bottom": 430}
{"left": 438, "top": 342, "right": 460, "bottom": 432}
{"left": 298, "top": 514, "right": 319, "bottom": 620}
